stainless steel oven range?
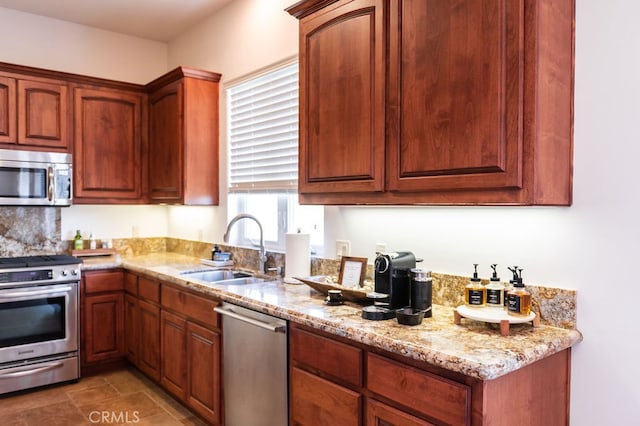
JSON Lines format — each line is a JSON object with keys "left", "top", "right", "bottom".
{"left": 0, "top": 255, "right": 82, "bottom": 395}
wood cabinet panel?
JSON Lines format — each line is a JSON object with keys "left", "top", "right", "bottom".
{"left": 18, "top": 79, "right": 69, "bottom": 149}
{"left": 0, "top": 76, "right": 16, "bottom": 143}
{"left": 367, "top": 353, "right": 469, "bottom": 426}
{"left": 138, "top": 276, "right": 160, "bottom": 303}
{"left": 147, "top": 67, "right": 220, "bottom": 205}
{"left": 291, "top": 326, "right": 362, "bottom": 387}
{"left": 73, "top": 87, "right": 144, "bottom": 202}
{"left": 138, "top": 298, "right": 160, "bottom": 381}
{"left": 160, "top": 309, "right": 187, "bottom": 399}
{"left": 298, "top": 0, "right": 385, "bottom": 194}
{"left": 124, "top": 272, "right": 138, "bottom": 295}
{"left": 186, "top": 321, "right": 221, "bottom": 424}
{"left": 290, "top": 366, "right": 361, "bottom": 426}
{"left": 83, "top": 293, "right": 124, "bottom": 364}
{"left": 387, "top": 0, "right": 522, "bottom": 192}
{"left": 124, "top": 293, "right": 139, "bottom": 365}
{"left": 161, "top": 284, "right": 219, "bottom": 329}
{"left": 148, "top": 80, "right": 182, "bottom": 202}
{"left": 367, "top": 399, "right": 436, "bottom": 426}
{"left": 83, "top": 270, "right": 124, "bottom": 294}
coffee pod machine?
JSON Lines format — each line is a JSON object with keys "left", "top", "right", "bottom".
{"left": 362, "top": 251, "right": 418, "bottom": 320}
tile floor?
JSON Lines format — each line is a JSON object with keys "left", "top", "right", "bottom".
{"left": 0, "top": 367, "right": 207, "bottom": 425}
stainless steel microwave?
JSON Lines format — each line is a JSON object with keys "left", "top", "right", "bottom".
{"left": 0, "top": 149, "right": 72, "bottom": 206}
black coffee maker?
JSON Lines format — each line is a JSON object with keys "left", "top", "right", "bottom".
{"left": 362, "top": 251, "right": 417, "bottom": 320}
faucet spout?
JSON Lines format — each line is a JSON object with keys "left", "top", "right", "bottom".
{"left": 223, "top": 213, "right": 267, "bottom": 273}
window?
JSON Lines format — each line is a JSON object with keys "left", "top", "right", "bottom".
{"left": 227, "top": 61, "right": 323, "bottom": 252}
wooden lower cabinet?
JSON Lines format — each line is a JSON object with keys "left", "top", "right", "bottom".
{"left": 81, "top": 270, "right": 125, "bottom": 372}
{"left": 160, "top": 283, "right": 222, "bottom": 425}
{"left": 290, "top": 323, "right": 571, "bottom": 426}
{"left": 290, "top": 367, "right": 361, "bottom": 425}
{"left": 185, "top": 321, "right": 221, "bottom": 423}
{"left": 137, "top": 298, "right": 161, "bottom": 381}
{"left": 160, "top": 309, "right": 187, "bottom": 398}
{"left": 366, "top": 399, "right": 435, "bottom": 426}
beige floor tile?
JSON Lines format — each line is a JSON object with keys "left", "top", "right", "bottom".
{"left": 0, "top": 385, "right": 70, "bottom": 417}
{"left": 103, "top": 369, "right": 151, "bottom": 395}
{"left": 76, "top": 391, "right": 166, "bottom": 421}
{"left": 18, "top": 400, "right": 87, "bottom": 426}
{"left": 66, "top": 383, "right": 120, "bottom": 407}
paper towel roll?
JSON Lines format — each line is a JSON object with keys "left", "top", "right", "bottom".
{"left": 285, "top": 232, "right": 310, "bottom": 284}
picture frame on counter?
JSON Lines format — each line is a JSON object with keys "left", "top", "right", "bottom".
{"left": 339, "top": 256, "right": 368, "bottom": 288}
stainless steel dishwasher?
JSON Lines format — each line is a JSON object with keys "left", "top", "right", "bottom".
{"left": 214, "top": 302, "right": 288, "bottom": 425}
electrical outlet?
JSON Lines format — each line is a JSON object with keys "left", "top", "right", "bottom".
{"left": 375, "top": 243, "right": 387, "bottom": 254}
{"left": 336, "top": 240, "right": 351, "bottom": 258}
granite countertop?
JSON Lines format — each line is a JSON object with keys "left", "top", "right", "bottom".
{"left": 81, "top": 253, "right": 583, "bottom": 381}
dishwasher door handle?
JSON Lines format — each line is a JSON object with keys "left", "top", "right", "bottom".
{"left": 214, "top": 306, "right": 286, "bottom": 333}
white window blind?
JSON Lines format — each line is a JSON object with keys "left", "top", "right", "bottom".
{"left": 227, "top": 62, "right": 299, "bottom": 192}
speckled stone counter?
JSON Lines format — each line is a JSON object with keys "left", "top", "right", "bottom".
{"left": 81, "top": 253, "right": 583, "bottom": 381}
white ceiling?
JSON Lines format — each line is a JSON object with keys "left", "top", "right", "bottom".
{"left": 0, "top": 0, "right": 234, "bottom": 42}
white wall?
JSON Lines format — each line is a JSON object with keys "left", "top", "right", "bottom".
{"left": 0, "top": 7, "right": 167, "bottom": 83}
{"left": 165, "top": 0, "right": 639, "bottom": 424}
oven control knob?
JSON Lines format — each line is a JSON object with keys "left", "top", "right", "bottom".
{"left": 61, "top": 270, "right": 69, "bottom": 276}
{"left": 71, "top": 269, "right": 79, "bottom": 276}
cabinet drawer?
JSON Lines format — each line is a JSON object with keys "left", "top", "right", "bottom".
{"left": 161, "top": 285, "right": 219, "bottom": 329}
{"left": 291, "top": 367, "right": 361, "bottom": 425}
{"left": 367, "top": 353, "right": 469, "bottom": 426}
{"left": 124, "top": 272, "right": 138, "bottom": 295}
{"left": 291, "top": 327, "right": 362, "bottom": 387}
{"left": 83, "top": 270, "right": 124, "bottom": 294}
{"left": 138, "top": 277, "right": 160, "bottom": 303}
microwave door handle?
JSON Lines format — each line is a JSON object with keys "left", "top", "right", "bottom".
{"left": 47, "top": 166, "right": 55, "bottom": 203}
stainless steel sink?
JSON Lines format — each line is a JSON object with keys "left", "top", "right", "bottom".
{"left": 180, "top": 269, "right": 264, "bottom": 285}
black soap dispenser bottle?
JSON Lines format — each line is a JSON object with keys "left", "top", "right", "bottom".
{"left": 464, "top": 264, "right": 485, "bottom": 307}
{"left": 506, "top": 267, "right": 532, "bottom": 316}
{"left": 485, "top": 264, "right": 504, "bottom": 308}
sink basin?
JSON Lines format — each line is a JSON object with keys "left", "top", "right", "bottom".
{"left": 180, "top": 269, "right": 264, "bottom": 285}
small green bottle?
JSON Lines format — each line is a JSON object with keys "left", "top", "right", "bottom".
{"left": 73, "top": 230, "right": 84, "bottom": 250}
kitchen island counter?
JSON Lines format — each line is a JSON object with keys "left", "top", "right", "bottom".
{"left": 82, "top": 252, "right": 582, "bottom": 381}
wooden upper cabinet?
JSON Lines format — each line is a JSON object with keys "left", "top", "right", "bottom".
{"left": 0, "top": 72, "right": 70, "bottom": 150}
{"left": 147, "top": 67, "right": 221, "bottom": 205}
{"left": 298, "top": 0, "right": 385, "bottom": 195}
{"left": 387, "top": 0, "right": 523, "bottom": 193}
{"left": 18, "top": 79, "right": 69, "bottom": 149}
{"left": 288, "top": 0, "right": 574, "bottom": 205}
{"left": 73, "top": 87, "right": 145, "bottom": 202}
{"left": 0, "top": 76, "right": 16, "bottom": 143}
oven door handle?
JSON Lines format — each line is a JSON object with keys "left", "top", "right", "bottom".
{"left": 0, "top": 361, "right": 64, "bottom": 379}
{"left": 0, "top": 286, "right": 73, "bottom": 299}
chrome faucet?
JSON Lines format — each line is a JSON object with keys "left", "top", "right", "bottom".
{"left": 223, "top": 213, "right": 267, "bottom": 273}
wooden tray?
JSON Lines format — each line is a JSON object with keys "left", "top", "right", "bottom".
{"left": 293, "top": 275, "right": 370, "bottom": 303}
{"left": 454, "top": 305, "right": 539, "bottom": 336}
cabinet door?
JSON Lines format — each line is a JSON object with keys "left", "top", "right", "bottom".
{"left": 298, "top": 0, "right": 385, "bottom": 195}
{"left": 18, "top": 79, "right": 69, "bottom": 149}
{"left": 138, "top": 299, "right": 161, "bottom": 382}
{"left": 367, "top": 399, "right": 436, "bottom": 426}
{"left": 0, "top": 76, "right": 16, "bottom": 143}
{"left": 83, "top": 293, "right": 124, "bottom": 365}
{"left": 160, "top": 309, "right": 187, "bottom": 399}
{"left": 290, "top": 367, "right": 361, "bottom": 425}
{"left": 148, "top": 80, "right": 183, "bottom": 202}
{"left": 387, "top": 0, "right": 524, "bottom": 193}
{"left": 124, "top": 294, "right": 139, "bottom": 365}
{"left": 74, "top": 87, "right": 144, "bottom": 201}
{"left": 186, "top": 321, "right": 221, "bottom": 425}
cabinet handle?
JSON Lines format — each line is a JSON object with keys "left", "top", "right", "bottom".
{"left": 214, "top": 306, "right": 286, "bottom": 333}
